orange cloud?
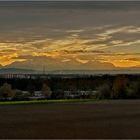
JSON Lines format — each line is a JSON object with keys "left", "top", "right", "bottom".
{"left": 75, "top": 58, "right": 89, "bottom": 64}
{"left": 0, "top": 25, "right": 140, "bottom": 69}
{"left": 111, "top": 60, "right": 140, "bottom": 68}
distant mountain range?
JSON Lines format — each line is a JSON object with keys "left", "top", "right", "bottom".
{"left": 0, "top": 68, "right": 139, "bottom": 75}
{"left": 51, "top": 69, "right": 140, "bottom": 75}
{"left": 0, "top": 68, "right": 39, "bottom": 74}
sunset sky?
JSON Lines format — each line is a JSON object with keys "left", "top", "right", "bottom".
{"left": 0, "top": 1, "right": 140, "bottom": 70}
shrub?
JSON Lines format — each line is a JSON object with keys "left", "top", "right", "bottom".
{"left": 12, "top": 90, "right": 31, "bottom": 101}
{"left": 126, "top": 81, "right": 140, "bottom": 99}
{"left": 96, "top": 83, "right": 111, "bottom": 99}
{"left": 0, "top": 83, "right": 14, "bottom": 100}
{"left": 52, "top": 89, "right": 64, "bottom": 99}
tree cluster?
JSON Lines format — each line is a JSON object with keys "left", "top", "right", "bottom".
{"left": 0, "top": 82, "right": 52, "bottom": 101}
{"left": 0, "top": 74, "right": 139, "bottom": 100}
{"left": 96, "top": 75, "right": 140, "bottom": 99}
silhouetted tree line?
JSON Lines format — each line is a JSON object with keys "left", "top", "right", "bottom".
{"left": 0, "top": 74, "right": 139, "bottom": 100}
{"left": 0, "top": 82, "right": 52, "bottom": 101}
{"left": 96, "top": 75, "right": 140, "bottom": 99}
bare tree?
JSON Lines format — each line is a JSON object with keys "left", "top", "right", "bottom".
{"left": 111, "top": 75, "right": 128, "bottom": 99}
{"left": 41, "top": 84, "right": 52, "bottom": 99}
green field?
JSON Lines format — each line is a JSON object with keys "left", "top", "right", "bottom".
{"left": 0, "top": 99, "right": 97, "bottom": 105}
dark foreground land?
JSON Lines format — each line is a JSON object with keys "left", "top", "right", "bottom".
{"left": 0, "top": 100, "right": 140, "bottom": 139}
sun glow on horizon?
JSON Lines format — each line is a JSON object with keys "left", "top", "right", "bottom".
{"left": 0, "top": 32, "right": 140, "bottom": 69}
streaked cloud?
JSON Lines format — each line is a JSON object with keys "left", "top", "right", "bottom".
{"left": 0, "top": 1, "right": 139, "bottom": 70}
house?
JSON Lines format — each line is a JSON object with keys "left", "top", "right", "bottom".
{"left": 64, "top": 90, "right": 97, "bottom": 98}
{"left": 21, "top": 90, "right": 45, "bottom": 100}
{"left": 34, "top": 91, "right": 42, "bottom": 97}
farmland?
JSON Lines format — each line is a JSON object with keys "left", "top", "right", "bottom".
{"left": 0, "top": 100, "right": 140, "bottom": 139}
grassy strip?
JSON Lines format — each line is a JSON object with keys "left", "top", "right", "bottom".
{"left": 0, "top": 99, "right": 96, "bottom": 105}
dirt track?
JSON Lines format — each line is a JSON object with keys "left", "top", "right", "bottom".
{"left": 0, "top": 100, "right": 140, "bottom": 139}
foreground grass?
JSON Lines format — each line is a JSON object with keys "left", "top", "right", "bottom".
{"left": 0, "top": 99, "right": 97, "bottom": 105}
